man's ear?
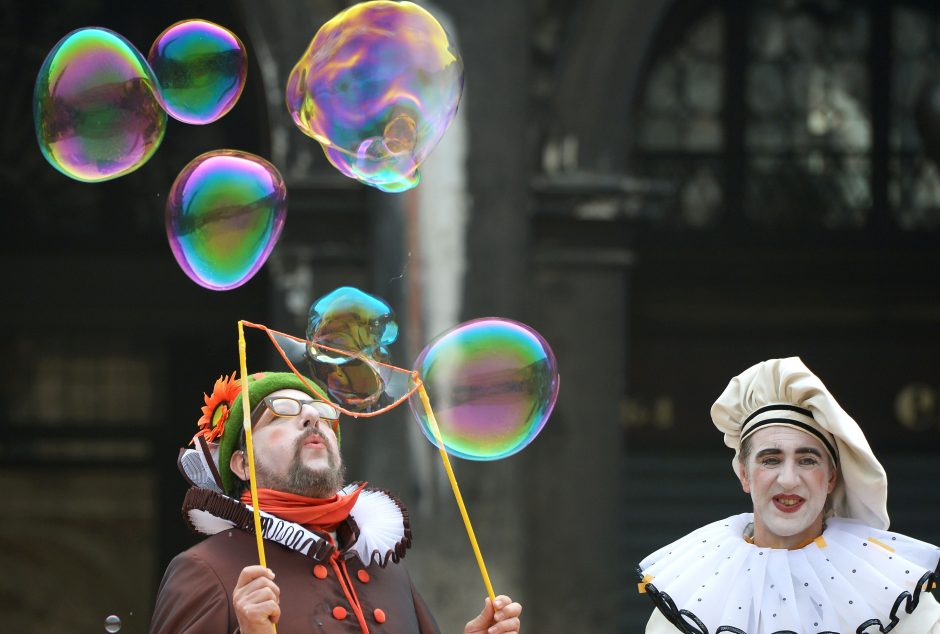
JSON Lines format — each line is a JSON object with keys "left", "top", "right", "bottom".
{"left": 230, "top": 450, "right": 247, "bottom": 481}
{"left": 738, "top": 461, "right": 751, "bottom": 494}
{"left": 827, "top": 463, "right": 838, "bottom": 494}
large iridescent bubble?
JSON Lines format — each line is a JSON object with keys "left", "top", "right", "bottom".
{"left": 166, "top": 150, "right": 287, "bottom": 291}
{"left": 286, "top": 1, "right": 463, "bottom": 192}
{"left": 34, "top": 27, "right": 166, "bottom": 182}
{"left": 148, "top": 20, "right": 247, "bottom": 124}
{"left": 410, "top": 318, "right": 560, "bottom": 460}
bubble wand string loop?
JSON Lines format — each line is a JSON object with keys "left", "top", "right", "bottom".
{"left": 237, "top": 320, "right": 277, "bottom": 633}
{"left": 416, "top": 378, "right": 496, "bottom": 603}
{"left": 238, "top": 321, "right": 496, "bottom": 604}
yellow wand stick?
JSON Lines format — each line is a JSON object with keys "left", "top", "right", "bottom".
{"left": 238, "top": 321, "right": 277, "bottom": 633}
{"left": 417, "top": 382, "right": 496, "bottom": 603}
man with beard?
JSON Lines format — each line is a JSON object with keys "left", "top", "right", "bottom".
{"left": 151, "top": 371, "right": 522, "bottom": 634}
{"left": 636, "top": 358, "right": 940, "bottom": 633}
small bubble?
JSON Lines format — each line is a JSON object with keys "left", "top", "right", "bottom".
{"left": 104, "top": 615, "right": 122, "bottom": 633}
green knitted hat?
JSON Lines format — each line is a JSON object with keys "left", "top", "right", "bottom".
{"left": 195, "top": 371, "right": 334, "bottom": 495}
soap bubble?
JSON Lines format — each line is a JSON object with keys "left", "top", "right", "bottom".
{"left": 267, "top": 328, "right": 416, "bottom": 415}
{"left": 410, "top": 318, "right": 560, "bottom": 460}
{"left": 104, "top": 614, "right": 121, "bottom": 633}
{"left": 34, "top": 27, "right": 166, "bottom": 182}
{"left": 148, "top": 19, "right": 247, "bottom": 124}
{"left": 306, "top": 287, "right": 398, "bottom": 364}
{"left": 286, "top": 0, "right": 463, "bottom": 192}
{"left": 166, "top": 150, "right": 287, "bottom": 290}
{"left": 298, "top": 287, "right": 399, "bottom": 410}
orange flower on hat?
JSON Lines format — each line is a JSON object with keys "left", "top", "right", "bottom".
{"left": 193, "top": 372, "right": 240, "bottom": 444}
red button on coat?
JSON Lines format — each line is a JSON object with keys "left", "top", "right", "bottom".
{"left": 373, "top": 608, "right": 386, "bottom": 623}
{"left": 332, "top": 606, "right": 348, "bottom": 620}
{"left": 313, "top": 564, "right": 328, "bottom": 579}
{"left": 357, "top": 569, "right": 371, "bottom": 583}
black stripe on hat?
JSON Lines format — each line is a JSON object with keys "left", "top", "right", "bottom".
{"left": 743, "top": 404, "right": 814, "bottom": 426}
{"left": 741, "top": 415, "right": 839, "bottom": 464}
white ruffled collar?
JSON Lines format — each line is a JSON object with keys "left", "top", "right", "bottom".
{"left": 637, "top": 513, "right": 940, "bottom": 634}
{"left": 339, "top": 483, "right": 413, "bottom": 567}
{"left": 182, "top": 484, "right": 412, "bottom": 568}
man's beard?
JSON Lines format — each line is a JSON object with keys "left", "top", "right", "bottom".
{"left": 256, "top": 429, "right": 346, "bottom": 498}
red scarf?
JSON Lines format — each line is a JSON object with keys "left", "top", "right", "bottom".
{"left": 241, "top": 484, "right": 366, "bottom": 534}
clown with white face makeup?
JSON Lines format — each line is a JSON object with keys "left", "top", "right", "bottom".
{"left": 637, "top": 358, "right": 940, "bottom": 634}
{"left": 738, "top": 425, "right": 837, "bottom": 551}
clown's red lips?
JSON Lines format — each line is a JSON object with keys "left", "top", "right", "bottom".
{"left": 772, "top": 494, "right": 805, "bottom": 513}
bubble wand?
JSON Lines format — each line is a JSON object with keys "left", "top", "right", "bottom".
{"left": 237, "top": 320, "right": 277, "bottom": 633}
{"left": 241, "top": 320, "right": 498, "bottom": 602}
{"left": 416, "top": 380, "right": 496, "bottom": 603}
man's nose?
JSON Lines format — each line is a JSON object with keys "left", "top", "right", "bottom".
{"left": 777, "top": 461, "right": 799, "bottom": 487}
{"left": 297, "top": 404, "right": 322, "bottom": 428}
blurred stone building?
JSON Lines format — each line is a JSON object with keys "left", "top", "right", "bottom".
{"left": 2, "top": 0, "right": 940, "bottom": 632}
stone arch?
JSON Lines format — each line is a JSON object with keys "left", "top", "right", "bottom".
{"left": 545, "top": 0, "right": 676, "bottom": 173}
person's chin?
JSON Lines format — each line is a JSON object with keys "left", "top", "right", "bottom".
{"left": 763, "top": 510, "right": 814, "bottom": 537}
{"left": 299, "top": 457, "right": 333, "bottom": 472}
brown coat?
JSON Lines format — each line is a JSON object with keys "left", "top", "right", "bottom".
{"left": 150, "top": 528, "right": 440, "bottom": 634}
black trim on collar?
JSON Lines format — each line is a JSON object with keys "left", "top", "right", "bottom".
{"left": 634, "top": 560, "right": 940, "bottom": 634}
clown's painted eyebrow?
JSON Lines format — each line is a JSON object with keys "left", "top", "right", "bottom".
{"left": 754, "top": 447, "right": 823, "bottom": 459}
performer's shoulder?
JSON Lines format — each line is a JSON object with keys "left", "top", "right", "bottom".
{"left": 177, "top": 528, "right": 256, "bottom": 565}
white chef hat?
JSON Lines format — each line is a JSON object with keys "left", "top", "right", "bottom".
{"left": 711, "top": 357, "right": 889, "bottom": 530}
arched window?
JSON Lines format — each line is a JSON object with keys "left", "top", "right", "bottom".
{"left": 633, "top": 0, "right": 940, "bottom": 233}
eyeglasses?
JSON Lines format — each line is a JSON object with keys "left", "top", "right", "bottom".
{"left": 256, "top": 396, "right": 340, "bottom": 432}
{"left": 264, "top": 396, "right": 339, "bottom": 419}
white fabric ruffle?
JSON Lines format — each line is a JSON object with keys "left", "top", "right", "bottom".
{"left": 342, "top": 484, "right": 410, "bottom": 567}
{"left": 638, "top": 513, "right": 940, "bottom": 633}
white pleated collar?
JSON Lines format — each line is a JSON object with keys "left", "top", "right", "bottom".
{"left": 638, "top": 513, "right": 940, "bottom": 634}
